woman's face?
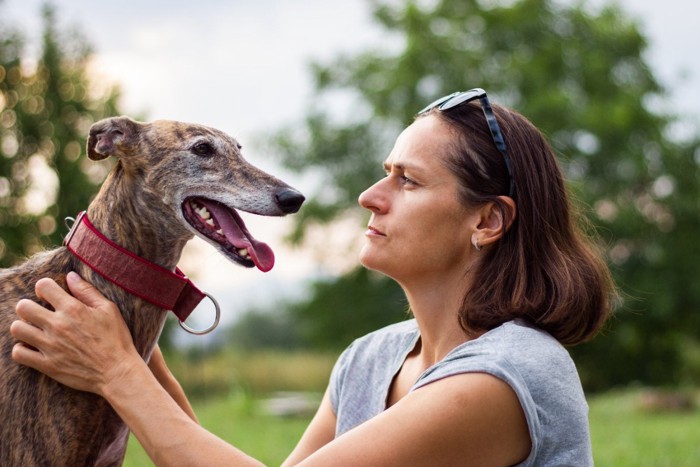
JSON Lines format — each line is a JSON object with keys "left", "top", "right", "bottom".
{"left": 358, "top": 115, "right": 478, "bottom": 285}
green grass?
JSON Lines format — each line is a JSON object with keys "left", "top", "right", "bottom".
{"left": 123, "top": 391, "right": 313, "bottom": 466}
{"left": 590, "top": 388, "right": 700, "bottom": 466}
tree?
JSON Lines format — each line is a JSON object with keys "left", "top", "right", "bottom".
{"left": 0, "top": 4, "right": 120, "bottom": 267}
{"left": 270, "top": 0, "right": 700, "bottom": 389}
{"left": 0, "top": 4, "right": 203, "bottom": 353}
{"left": 290, "top": 268, "right": 407, "bottom": 350}
{"left": 228, "top": 306, "right": 304, "bottom": 350}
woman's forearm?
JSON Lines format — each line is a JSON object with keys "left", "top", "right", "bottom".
{"left": 148, "top": 346, "right": 198, "bottom": 423}
{"left": 103, "top": 355, "right": 263, "bottom": 467}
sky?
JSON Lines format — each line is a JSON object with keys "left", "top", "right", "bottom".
{"left": 3, "top": 0, "right": 699, "bottom": 335}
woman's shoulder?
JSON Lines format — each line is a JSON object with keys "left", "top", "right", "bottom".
{"left": 416, "top": 319, "right": 581, "bottom": 396}
{"left": 466, "top": 319, "right": 570, "bottom": 361}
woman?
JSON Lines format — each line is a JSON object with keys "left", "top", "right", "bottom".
{"left": 11, "top": 88, "right": 616, "bottom": 466}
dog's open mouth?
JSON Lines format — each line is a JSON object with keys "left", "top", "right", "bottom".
{"left": 182, "top": 197, "right": 275, "bottom": 272}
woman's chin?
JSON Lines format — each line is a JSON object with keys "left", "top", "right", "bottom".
{"left": 359, "top": 254, "right": 396, "bottom": 279}
{"left": 359, "top": 251, "right": 383, "bottom": 273}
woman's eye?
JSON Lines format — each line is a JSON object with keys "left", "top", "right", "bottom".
{"left": 400, "top": 175, "right": 416, "bottom": 185}
{"left": 192, "top": 142, "right": 214, "bottom": 156}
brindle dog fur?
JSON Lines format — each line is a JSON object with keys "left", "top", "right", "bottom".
{"left": 0, "top": 116, "right": 304, "bottom": 466}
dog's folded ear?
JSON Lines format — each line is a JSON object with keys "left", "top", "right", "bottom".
{"left": 87, "top": 116, "right": 142, "bottom": 161}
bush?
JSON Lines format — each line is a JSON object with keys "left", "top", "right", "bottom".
{"left": 163, "top": 348, "right": 337, "bottom": 400}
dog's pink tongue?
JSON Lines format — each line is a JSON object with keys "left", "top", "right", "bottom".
{"left": 199, "top": 200, "right": 275, "bottom": 272}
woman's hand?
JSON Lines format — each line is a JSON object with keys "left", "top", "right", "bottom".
{"left": 10, "top": 271, "right": 139, "bottom": 397}
{"left": 10, "top": 273, "right": 263, "bottom": 466}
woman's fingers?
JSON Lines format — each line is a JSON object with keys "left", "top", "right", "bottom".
{"left": 10, "top": 342, "right": 47, "bottom": 373}
{"left": 9, "top": 318, "right": 45, "bottom": 349}
{"left": 24, "top": 276, "right": 92, "bottom": 335}
{"left": 30, "top": 272, "right": 112, "bottom": 320}
{"left": 14, "top": 297, "right": 53, "bottom": 328}
{"left": 10, "top": 271, "right": 135, "bottom": 395}
{"left": 65, "top": 271, "right": 112, "bottom": 309}
{"left": 10, "top": 318, "right": 60, "bottom": 378}
{"left": 10, "top": 318, "right": 48, "bottom": 374}
{"left": 33, "top": 275, "right": 85, "bottom": 315}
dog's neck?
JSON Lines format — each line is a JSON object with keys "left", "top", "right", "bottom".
{"left": 85, "top": 166, "right": 192, "bottom": 271}
{"left": 65, "top": 163, "right": 212, "bottom": 352}
{"left": 64, "top": 212, "right": 206, "bottom": 323}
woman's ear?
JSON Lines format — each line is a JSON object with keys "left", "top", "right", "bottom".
{"left": 470, "top": 196, "right": 517, "bottom": 249}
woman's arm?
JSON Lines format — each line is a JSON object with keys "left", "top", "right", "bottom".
{"left": 282, "top": 389, "right": 336, "bottom": 466}
{"left": 103, "top": 350, "right": 262, "bottom": 466}
{"left": 295, "top": 372, "right": 531, "bottom": 466}
{"left": 148, "top": 345, "right": 198, "bottom": 423}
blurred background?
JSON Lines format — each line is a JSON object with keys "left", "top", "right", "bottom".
{"left": 1, "top": 0, "right": 699, "bottom": 465}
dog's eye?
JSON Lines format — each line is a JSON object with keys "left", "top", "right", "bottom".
{"left": 192, "top": 142, "right": 214, "bottom": 156}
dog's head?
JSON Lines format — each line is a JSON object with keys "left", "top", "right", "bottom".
{"left": 87, "top": 116, "right": 304, "bottom": 272}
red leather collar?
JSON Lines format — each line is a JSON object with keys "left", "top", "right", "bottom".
{"left": 63, "top": 211, "right": 205, "bottom": 322}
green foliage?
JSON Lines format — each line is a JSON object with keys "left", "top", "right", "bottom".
{"left": 269, "top": 0, "right": 700, "bottom": 388}
{"left": 228, "top": 307, "right": 304, "bottom": 350}
{"left": 290, "top": 268, "right": 408, "bottom": 350}
{"left": 226, "top": 269, "right": 408, "bottom": 353}
{"left": 0, "top": 4, "right": 120, "bottom": 266}
{"left": 163, "top": 347, "right": 337, "bottom": 400}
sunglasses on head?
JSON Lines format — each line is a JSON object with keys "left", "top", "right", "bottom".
{"left": 417, "top": 88, "right": 515, "bottom": 198}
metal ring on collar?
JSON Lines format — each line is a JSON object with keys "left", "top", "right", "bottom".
{"left": 178, "top": 292, "right": 221, "bottom": 335}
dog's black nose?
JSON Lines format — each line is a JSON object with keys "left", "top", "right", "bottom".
{"left": 275, "top": 188, "right": 305, "bottom": 214}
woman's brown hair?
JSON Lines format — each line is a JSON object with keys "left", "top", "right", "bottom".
{"left": 422, "top": 102, "right": 617, "bottom": 345}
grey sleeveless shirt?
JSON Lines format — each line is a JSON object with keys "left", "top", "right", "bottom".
{"left": 328, "top": 319, "right": 593, "bottom": 466}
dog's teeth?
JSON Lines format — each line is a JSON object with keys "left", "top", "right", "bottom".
{"left": 191, "top": 203, "right": 211, "bottom": 220}
{"left": 216, "top": 229, "right": 223, "bottom": 235}
{"left": 206, "top": 218, "right": 215, "bottom": 226}
{"left": 238, "top": 248, "right": 249, "bottom": 258}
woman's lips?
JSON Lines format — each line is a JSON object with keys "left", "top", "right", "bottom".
{"left": 365, "top": 225, "right": 386, "bottom": 237}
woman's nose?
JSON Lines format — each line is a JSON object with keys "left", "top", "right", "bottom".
{"left": 358, "top": 179, "right": 387, "bottom": 213}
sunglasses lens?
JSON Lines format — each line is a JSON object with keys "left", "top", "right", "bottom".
{"left": 437, "top": 89, "right": 484, "bottom": 112}
{"left": 417, "top": 91, "right": 461, "bottom": 114}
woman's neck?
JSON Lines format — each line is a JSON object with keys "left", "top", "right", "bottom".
{"left": 402, "top": 272, "right": 478, "bottom": 368}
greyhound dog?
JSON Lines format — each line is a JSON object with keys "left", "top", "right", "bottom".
{"left": 0, "top": 116, "right": 304, "bottom": 465}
